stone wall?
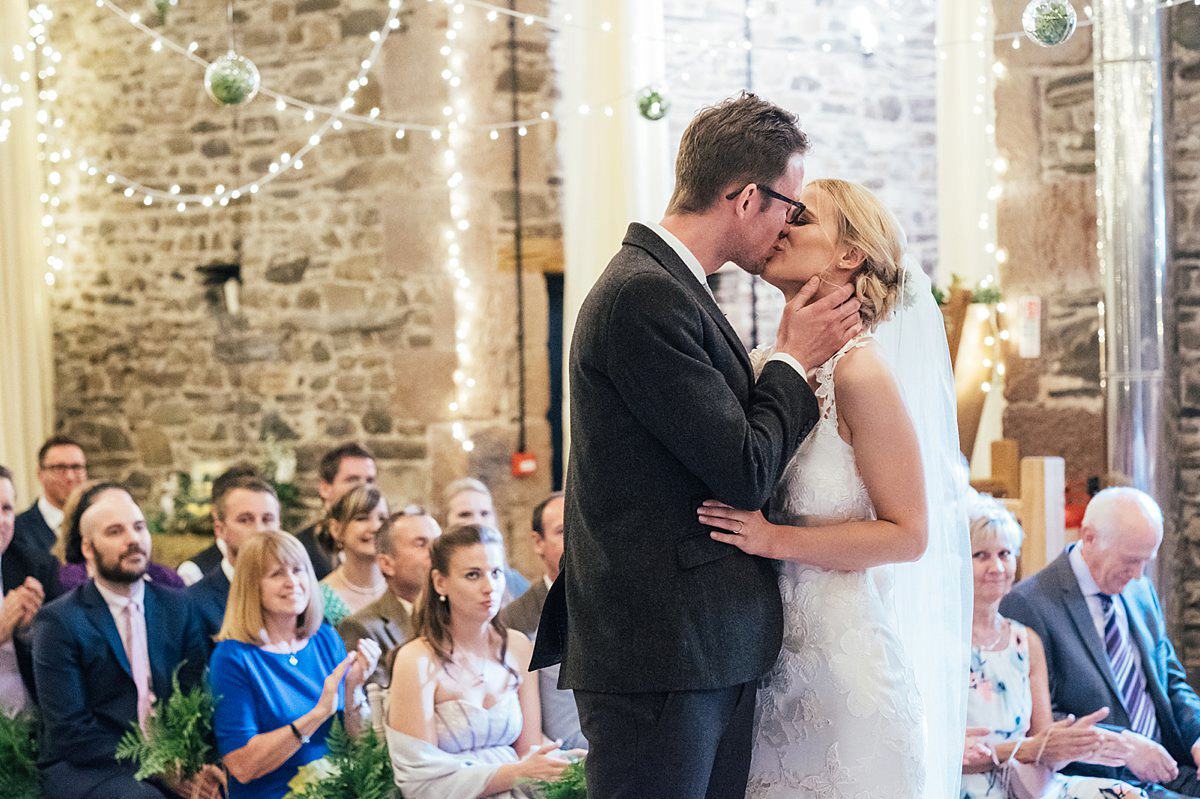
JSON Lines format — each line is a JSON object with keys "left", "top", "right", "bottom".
{"left": 661, "top": 0, "right": 939, "bottom": 347}
{"left": 992, "top": 0, "right": 1104, "bottom": 495}
{"left": 41, "top": 0, "right": 558, "bottom": 574}
{"left": 1168, "top": 4, "right": 1200, "bottom": 672}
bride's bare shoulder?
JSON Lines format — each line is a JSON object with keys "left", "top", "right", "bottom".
{"left": 831, "top": 339, "right": 903, "bottom": 409}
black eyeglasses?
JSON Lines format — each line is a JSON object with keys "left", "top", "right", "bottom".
{"left": 725, "top": 184, "right": 806, "bottom": 225}
{"left": 42, "top": 463, "right": 87, "bottom": 474}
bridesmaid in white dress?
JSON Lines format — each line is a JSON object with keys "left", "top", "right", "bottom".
{"left": 700, "top": 179, "right": 969, "bottom": 798}
{"left": 384, "top": 524, "right": 577, "bottom": 799}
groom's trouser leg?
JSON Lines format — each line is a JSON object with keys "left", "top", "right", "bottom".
{"left": 574, "top": 680, "right": 756, "bottom": 799}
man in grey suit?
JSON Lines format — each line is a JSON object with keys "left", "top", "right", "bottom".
{"left": 1002, "top": 487, "right": 1200, "bottom": 798}
{"left": 499, "top": 492, "right": 585, "bottom": 750}
{"left": 531, "top": 93, "right": 862, "bottom": 799}
{"left": 338, "top": 507, "right": 440, "bottom": 685}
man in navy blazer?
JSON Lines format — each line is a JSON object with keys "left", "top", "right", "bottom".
{"left": 14, "top": 435, "right": 88, "bottom": 552}
{"left": 188, "top": 474, "right": 280, "bottom": 643}
{"left": 33, "top": 483, "right": 207, "bottom": 799}
{"left": 1002, "top": 487, "right": 1200, "bottom": 798}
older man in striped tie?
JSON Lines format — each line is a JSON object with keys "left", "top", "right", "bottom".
{"left": 1002, "top": 487, "right": 1200, "bottom": 798}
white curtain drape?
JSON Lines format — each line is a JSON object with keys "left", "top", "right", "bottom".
{"left": 555, "top": 0, "right": 671, "bottom": 455}
{"left": 1, "top": 0, "right": 54, "bottom": 501}
{"left": 937, "top": 0, "right": 1004, "bottom": 476}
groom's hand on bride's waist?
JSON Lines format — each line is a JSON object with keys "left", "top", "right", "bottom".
{"left": 776, "top": 279, "right": 861, "bottom": 373}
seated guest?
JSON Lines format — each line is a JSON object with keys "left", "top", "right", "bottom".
{"left": 443, "top": 478, "right": 530, "bottom": 601}
{"left": 338, "top": 505, "right": 441, "bottom": 686}
{"left": 294, "top": 442, "right": 377, "bottom": 580}
{"left": 57, "top": 481, "right": 184, "bottom": 591}
{"left": 962, "top": 492, "right": 1144, "bottom": 798}
{"left": 177, "top": 463, "right": 262, "bottom": 586}
{"left": 0, "top": 465, "right": 61, "bottom": 715}
{"left": 188, "top": 475, "right": 280, "bottom": 641}
{"left": 319, "top": 485, "right": 388, "bottom": 625}
{"left": 14, "top": 435, "right": 87, "bottom": 552}
{"left": 385, "top": 523, "right": 575, "bottom": 799}
{"left": 498, "top": 492, "right": 585, "bottom": 750}
{"left": 211, "top": 530, "right": 380, "bottom": 799}
{"left": 1002, "top": 487, "right": 1200, "bottom": 797}
{"left": 32, "top": 482, "right": 209, "bottom": 798}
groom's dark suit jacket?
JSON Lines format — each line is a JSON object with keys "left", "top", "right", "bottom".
{"left": 533, "top": 223, "right": 819, "bottom": 693}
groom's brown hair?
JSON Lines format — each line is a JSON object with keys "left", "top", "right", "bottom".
{"left": 666, "top": 92, "right": 810, "bottom": 215}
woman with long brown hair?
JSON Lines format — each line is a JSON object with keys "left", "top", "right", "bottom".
{"left": 384, "top": 524, "right": 576, "bottom": 798}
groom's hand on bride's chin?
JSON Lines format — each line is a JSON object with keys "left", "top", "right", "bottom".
{"left": 777, "top": 280, "right": 862, "bottom": 370}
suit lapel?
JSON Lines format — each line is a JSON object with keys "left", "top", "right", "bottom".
{"left": 1054, "top": 556, "right": 1125, "bottom": 703}
{"left": 144, "top": 584, "right": 171, "bottom": 698}
{"left": 623, "top": 224, "right": 752, "bottom": 377}
{"left": 80, "top": 581, "right": 133, "bottom": 680}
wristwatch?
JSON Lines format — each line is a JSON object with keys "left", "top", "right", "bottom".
{"left": 289, "top": 722, "right": 311, "bottom": 745}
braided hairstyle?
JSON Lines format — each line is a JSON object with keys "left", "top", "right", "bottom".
{"left": 808, "top": 178, "right": 907, "bottom": 330}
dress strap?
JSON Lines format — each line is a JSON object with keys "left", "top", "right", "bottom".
{"left": 813, "top": 333, "right": 872, "bottom": 421}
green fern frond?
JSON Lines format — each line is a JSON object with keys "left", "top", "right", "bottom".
{"left": 0, "top": 712, "right": 41, "bottom": 799}
{"left": 116, "top": 665, "right": 217, "bottom": 782}
{"left": 283, "top": 720, "right": 398, "bottom": 799}
{"left": 535, "top": 759, "right": 587, "bottom": 799}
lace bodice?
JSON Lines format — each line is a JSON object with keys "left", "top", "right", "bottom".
{"left": 433, "top": 692, "right": 522, "bottom": 756}
{"left": 747, "top": 334, "right": 926, "bottom": 798}
{"left": 752, "top": 336, "right": 874, "bottom": 525}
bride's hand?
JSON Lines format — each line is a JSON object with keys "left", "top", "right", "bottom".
{"left": 699, "top": 501, "right": 777, "bottom": 558}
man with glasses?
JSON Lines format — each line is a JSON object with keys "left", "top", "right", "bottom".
{"left": 15, "top": 435, "right": 88, "bottom": 552}
{"left": 532, "top": 93, "right": 862, "bottom": 799}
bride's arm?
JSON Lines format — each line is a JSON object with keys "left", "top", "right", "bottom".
{"left": 701, "top": 344, "right": 928, "bottom": 569}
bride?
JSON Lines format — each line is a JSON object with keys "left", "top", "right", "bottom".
{"left": 699, "top": 179, "right": 971, "bottom": 798}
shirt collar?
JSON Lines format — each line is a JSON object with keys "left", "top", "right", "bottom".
{"left": 543, "top": 574, "right": 553, "bottom": 592}
{"left": 644, "top": 221, "right": 712, "bottom": 296}
{"left": 94, "top": 576, "right": 146, "bottom": 614}
{"left": 1067, "top": 542, "right": 1104, "bottom": 597}
{"left": 396, "top": 595, "right": 413, "bottom": 616}
{"left": 37, "top": 496, "right": 64, "bottom": 537}
{"left": 221, "top": 557, "right": 234, "bottom": 582}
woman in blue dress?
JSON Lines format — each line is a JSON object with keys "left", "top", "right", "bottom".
{"left": 210, "top": 530, "right": 380, "bottom": 799}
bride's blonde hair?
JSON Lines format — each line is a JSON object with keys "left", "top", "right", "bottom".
{"left": 809, "top": 179, "right": 906, "bottom": 330}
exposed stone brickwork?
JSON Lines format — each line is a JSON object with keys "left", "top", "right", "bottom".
{"left": 43, "top": 0, "right": 558, "bottom": 573}
{"left": 992, "top": 0, "right": 1104, "bottom": 492}
{"left": 1168, "top": 4, "right": 1200, "bottom": 672}
{"left": 661, "top": 0, "right": 938, "bottom": 347}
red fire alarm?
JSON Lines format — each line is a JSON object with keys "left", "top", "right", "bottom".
{"left": 511, "top": 452, "right": 538, "bottom": 477}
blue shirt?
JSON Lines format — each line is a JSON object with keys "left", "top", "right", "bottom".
{"left": 210, "top": 624, "right": 347, "bottom": 799}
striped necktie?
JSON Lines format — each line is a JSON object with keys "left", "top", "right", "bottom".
{"left": 1098, "top": 593, "right": 1159, "bottom": 741}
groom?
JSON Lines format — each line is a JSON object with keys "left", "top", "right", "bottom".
{"left": 532, "top": 93, "right": 862, "bottom": 798}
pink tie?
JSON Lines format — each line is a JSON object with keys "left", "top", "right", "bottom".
{"left": 123, "top": 600, "right": 153, "bottom": 730}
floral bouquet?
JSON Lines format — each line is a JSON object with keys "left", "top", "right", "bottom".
{"left": 283, "top": 721, "right": 398, "bottom": 799}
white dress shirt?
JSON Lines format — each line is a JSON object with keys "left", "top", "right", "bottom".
{"left": 177, "top": 538, "right": 228, "bottom": 587}
{"left": 0, "top": 555, "right": 31, "bottom": 717}
{"left": 1067, "top": 543, "right": 1151, "bottom": 693}
{"left": 643, "top": 222, "right": 807, "bottom": 378}
{"left": 37, "top": 496, "right": 64, "bottom": 541}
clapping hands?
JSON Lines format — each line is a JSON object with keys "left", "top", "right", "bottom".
{"left": 0, "top": 577, "right": 44, "bottom": 643}
{"left": 346, "top": 638, "right": 381, "bottom": 688}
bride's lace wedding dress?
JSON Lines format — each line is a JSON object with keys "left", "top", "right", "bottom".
{"left": 746, "top": 336, "right": 925, "bottom": 799}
